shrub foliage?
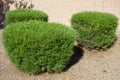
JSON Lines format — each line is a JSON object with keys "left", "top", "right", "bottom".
{"left": 5, "top": 9, "right": 48, "bottom": 24}
{"left": 71, "top": 11, "right": 118, "bottom": 50}
{"left": 3, "top": 20, "right": 75, "bottom": 74}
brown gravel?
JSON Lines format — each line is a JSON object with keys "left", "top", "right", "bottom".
{"left": 0, "top": 0, "right": 120, "bottom": 80}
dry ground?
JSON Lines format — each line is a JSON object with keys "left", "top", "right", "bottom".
{"left": 0, "top": 0, "right": 120, "bottom": 80}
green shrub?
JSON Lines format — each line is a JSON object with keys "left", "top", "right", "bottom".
{"left": 3, "top": 20, "right": 75, "bottom": 74}
{"left": 5, "top": 9, "right": 48, "bottom": 24}
{"left": 71, "top": 11, "right": 118, "bottom": 50}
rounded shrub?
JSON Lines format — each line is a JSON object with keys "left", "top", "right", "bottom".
{"left": 71, "top": 11, "right": 118, "bottom": 50}
{"left": 5, "top": 9, "right": 48, "bottom": 24}
{"left": 3, "top": 20, "right": 75, "bottom": 74}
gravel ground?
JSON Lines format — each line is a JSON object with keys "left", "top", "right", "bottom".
{"left": 0, "top": 0, "right": 120, "bottom": 80}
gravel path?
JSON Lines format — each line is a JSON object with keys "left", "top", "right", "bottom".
{"left": 0, "top": 0, "right": 120, "bottom": 80}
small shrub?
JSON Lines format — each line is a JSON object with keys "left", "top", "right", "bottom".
{"left": 71, "top": 11, "right": 118, "bottom": 50}
{"left": 5, "top": 9, "right": 48, "bottom": 24}
{"left": 3, "top": 20, "right": 75, "bottom": 74}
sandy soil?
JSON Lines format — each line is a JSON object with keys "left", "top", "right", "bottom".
{"left": 0, "top": 0, "right": 120, "bottom": 80}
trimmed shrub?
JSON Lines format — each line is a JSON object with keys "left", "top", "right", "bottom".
{"left": 71, "top": 11, "right": 118, "bottom": 50}
{"left": 3, "top": 20, "right": 75, "bottom": 74}
{"left": 5, "top": 9, "right": 48, "bottom": 24}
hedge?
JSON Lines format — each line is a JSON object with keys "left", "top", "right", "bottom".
{"left": 5, "top": 9, "right": 48, "bottom": 24}
{"left": 71, "top": 11, "right": 118, "bottom": 50}
{"left": 3, "top": 20, "right": 75, "bottom": 74}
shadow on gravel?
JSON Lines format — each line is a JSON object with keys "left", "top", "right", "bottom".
{"left": 64, "top": 45, "right": 83, "bottom": 71}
